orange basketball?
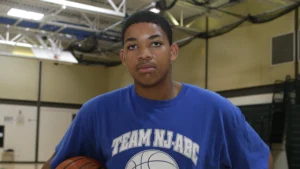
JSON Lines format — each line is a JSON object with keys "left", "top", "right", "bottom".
{"left": 56, "top": 156, "right": 106, "bottom": 169}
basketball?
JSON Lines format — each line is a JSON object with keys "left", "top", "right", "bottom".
{"left": 56, "top": 156, "right": 106, "bottom": 169}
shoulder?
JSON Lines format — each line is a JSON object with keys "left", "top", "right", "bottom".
{"left": 77, "top": 85, "right": 133, "bottom": 115}
{"left": 184, "top": 83, "right": 233, "bottom": 106}
{"left": 184, "top": 83, "right": 240, "bottom": 117}
{"left": 85, "top": 85, "right": 132, "bottom": 106}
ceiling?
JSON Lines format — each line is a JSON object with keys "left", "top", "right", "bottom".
{"left": 0, "top": 0, "right": 297, "bottom": 65}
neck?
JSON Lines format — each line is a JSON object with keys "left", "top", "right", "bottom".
{"left": 134, "top": 76, "right": 181, "bottom": 101}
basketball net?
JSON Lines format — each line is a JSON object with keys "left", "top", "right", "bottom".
{"left": 53, "top": 48, "right": 62, "bottom": 62}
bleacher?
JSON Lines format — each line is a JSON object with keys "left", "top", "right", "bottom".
{"left": 284, "top": 77, "right": 300, "bottom": 169}
{"left": 237, "top": 76, "right": 300, "bottom": 169}
{"left": 239, "top": 104, "right": 272, "bottom": 146}
{"left": 286, "top": 105, "right": 300, "bottom": 169}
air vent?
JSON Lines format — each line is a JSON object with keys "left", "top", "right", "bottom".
{"left": 271, "top": 32, "right": 294, "bottom": 65}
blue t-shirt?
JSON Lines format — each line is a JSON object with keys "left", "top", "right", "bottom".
{"left": 50, "top": 83, "right": 270, "bottom": 169}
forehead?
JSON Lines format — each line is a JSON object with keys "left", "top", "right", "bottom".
{"left": 124, "top": 22, "right": 167, "bottom": 39}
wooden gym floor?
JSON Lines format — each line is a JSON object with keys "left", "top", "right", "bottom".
{"left": 0, "top": 163, "right": 44, "bottom": 169}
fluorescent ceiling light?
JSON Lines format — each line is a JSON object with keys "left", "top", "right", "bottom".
{"left": 0, "top": 40, "right": 33, "bottom": 48}
{"left": 150, "top": 8, "right": 160, "bottom": 14}
{"left": 40, "top": 0, "right": 125, "bottom": 17}
{"left": 7, "top": 8, "right": 44, "bottom": 20}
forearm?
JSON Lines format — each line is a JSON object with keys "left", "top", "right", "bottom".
{"left": 42, "top": 153, "right": 55, "bottom": 169}
{"left": 42, "top": 161, "right": 51, "bottom": 169}
{"left": 268, "top": 153, "right": 273, "bottom": 169}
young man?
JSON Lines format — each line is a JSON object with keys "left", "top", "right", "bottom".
{"left": 43, "top": 11, "right": 273, "bottom": 169}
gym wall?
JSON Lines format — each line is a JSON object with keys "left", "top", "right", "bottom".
{"left": 0, "top": 55, "right": 108, "bottom": 162}
{"left": 0, "top": 104, "right": 37, "bottom": 161}
{"left": 0, "top": 103, "right": 78, "bottom": 162}
{"left": 172, "top": 29, "right": 206, "bottom": 88}
{"left": 207, "top": 11, "right": 293, "bottom": 168}
{"left": 0, "top": 56, "right": 39, "bottom": 101}
{"left": 38, "top": 107, "right": 78, "bottom": 162}
{"left": 208, "top": 11, "right": 295, "bottom": 91}
{"left": 0, "top": 55, "right": 108, "bottom": 104}
{"left": 107, "top": 64, "right": 133, "bottom": 92}
{"left": 41, "top": 62, "right": 107, "bottom": 104}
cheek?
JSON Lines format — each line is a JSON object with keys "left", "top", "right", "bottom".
{"left": 155, "top": 52, "right": 171, "bottom": 66}
{"left": 125, "top": 59, "right": 136, "bottom": 72}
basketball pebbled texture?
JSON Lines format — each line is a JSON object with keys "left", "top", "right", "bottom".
{"left": 56, "top": 156, "right": 106, "bottom": 169}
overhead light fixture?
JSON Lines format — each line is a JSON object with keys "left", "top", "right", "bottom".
{"left": 150, "top": 8, "right": 160, "bottom": 14}
{"left": 0, "top": 40, "right": 33, "bottom": 48}
{"left": 40, "top": 0, "right": 125, "bottom": 17}
{"left": 7, "top": 8, "right": 44, "bottom": 20}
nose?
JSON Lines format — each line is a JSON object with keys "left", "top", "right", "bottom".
{"left": 138, "top": 46, "right": 152, "bottom": 61}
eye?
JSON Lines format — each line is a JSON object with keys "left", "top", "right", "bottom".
{"left": 152, "top": 42, "right": 162, "bottom": 47}
{"left": 127, "top": 44, "right": 137, "bottom": 50}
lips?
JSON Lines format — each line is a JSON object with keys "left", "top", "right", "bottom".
{"left": 136, "top": 63, "right": 156, "bottom": 73}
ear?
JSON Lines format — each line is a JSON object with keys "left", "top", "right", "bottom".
{"left": 170, "top": 43, "right": 179, "bottom": 62}
{"left": 120, "top": 49, "right": 127, "bottom": 67}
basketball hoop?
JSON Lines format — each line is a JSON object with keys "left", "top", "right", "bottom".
{"left": 53, "top": 48, "right": 61, "bottom": 62}
{"left": 53, "top": 49, "right": 61, "bottom": 65}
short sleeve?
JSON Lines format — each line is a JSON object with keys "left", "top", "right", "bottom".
{"left": 220, "top": 104, "right": 271, "bottom": 169}
{"left": 50, "top": 103, "right": 101, "bottom": 169}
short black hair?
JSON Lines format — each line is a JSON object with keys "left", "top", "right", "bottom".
{"left": 121, "top": 11, "right": 173, "bottom": 46}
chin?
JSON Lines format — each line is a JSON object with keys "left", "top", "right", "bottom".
{"left": 134, "top": 78, "right": 161, "bottom": 88}
{"left": 132, "top": 70, "right": 170, "bottom": 88}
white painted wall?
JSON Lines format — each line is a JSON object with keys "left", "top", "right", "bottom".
{"left": 272, "top": 143, "right": 288, "bottom": 169}
{"left": 0, "top": 104, "right": 37, "bottom": 161}
{"left": 228, "top": 93, "right": 273, "bottom": 106}
{"left": 0, "top": 56, "right": 39, "bottom": 101}
{"left": 38, "top": 107, "right": 78, "bottom": 162}
{"left": 0, "top": 105, "right": 79, "bottom": 162}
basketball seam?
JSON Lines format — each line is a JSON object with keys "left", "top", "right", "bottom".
{"left": 78, "top": 161, "right": 93, "bottom": 169}
{"left": 63, "top": 157, "right": 86, "bottom": 169}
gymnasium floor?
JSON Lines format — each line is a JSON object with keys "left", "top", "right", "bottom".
{"left": 0, "top": 163, "right": 43, "bottom": 169}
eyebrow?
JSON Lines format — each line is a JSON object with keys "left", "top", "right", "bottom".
{"left": 125, "top": 37, "right": 137, "bottom": 43}
{"left": 125, "top": 34, "right": 162, "bottom": 43}
{"left": 149, "top": 34, "right": 161, "bottom": 40}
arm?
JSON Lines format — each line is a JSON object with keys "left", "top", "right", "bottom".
{"left": 41, "top": 153, "right": 55, "bottom": 169}
{"left": 47, "top": 101, "right": 103, "bottom": 169}
{"left": 219, "top": 103, "right": 272, "bottom": 169}
{"left": 269, "top": 153, "right": 273, "bottom": 169}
